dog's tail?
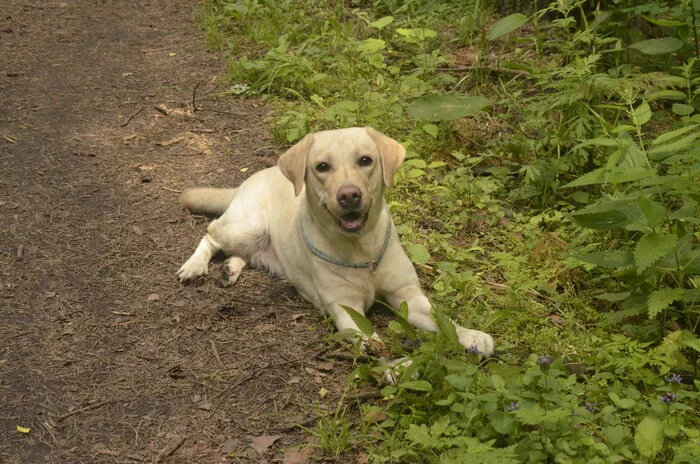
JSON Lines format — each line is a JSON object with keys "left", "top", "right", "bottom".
{"left": 179, "top": 187, "right": 238, "bottom": 217}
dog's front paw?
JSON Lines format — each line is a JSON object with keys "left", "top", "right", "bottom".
{"left": 177, "top": 257, "right": 209, "bottom": 282}
{"left": 359, "top": 333, "right": 384, "bottom": 354}
{"left": 380, "top": 356, "right": 414, "bottom": 385}
{"left": 456, "top": 327, "right": 494, "bottom": 358}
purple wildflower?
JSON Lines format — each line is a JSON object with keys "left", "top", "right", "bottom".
{"left": 507, "top": 402, "right": 520, "bottom": 412}
{"left": 660, "top": 393, "right": 676, "bottom": 405}
{"left": 537, "top": 354, "right": 553, "bottom": 366}
{"left": 467, "top": 345, "right": 481, "bottom": 355}
{"left": 667, "top": 373, "right": 683, "bottom": 384}
{"left": 584, "top": 402, "right": 597, "bottom": 413}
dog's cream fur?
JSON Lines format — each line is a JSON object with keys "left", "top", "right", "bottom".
{"left": 177, "top": 127, "right": 494, "bottom": 356}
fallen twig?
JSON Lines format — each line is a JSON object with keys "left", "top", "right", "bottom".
{"left": 120, "top": 106, "right": 144, "bottom": 127}
{"left": 153, "top": 104, "right": 169, "bottom": 116}
{"left": 57, "top": 398, "right": 127, "bottom": 422}
{"left": 155, "top": 435, "right": 186, "bottom": 463}
{"left": 192, "top": 82, "right": 201, "bottom": 112}
{"left": 156, "top": 136, "right": 187, "bottom": 147}
{"left": 210, "top": 339, "right": 222, "bottom": 366}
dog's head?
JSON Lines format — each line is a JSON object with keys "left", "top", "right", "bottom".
{"left": 278, "top": 127, "right": 405, "bottom": 233}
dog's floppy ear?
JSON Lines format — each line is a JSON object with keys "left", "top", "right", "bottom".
{"left": 365, "top": 127, "right": 406, "bottom": 187}
{"left": 278, "top": 134, "right": 314, "bottom": 196}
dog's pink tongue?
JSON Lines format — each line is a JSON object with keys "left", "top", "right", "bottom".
{"left": 341, "top": 214, "right": 364, "bottom": 232}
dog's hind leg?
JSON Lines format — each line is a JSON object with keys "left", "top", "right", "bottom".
{"left": 220, "top": 256, "right": 246, "bottom": 286}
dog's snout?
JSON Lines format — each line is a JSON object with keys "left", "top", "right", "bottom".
{"left": 337, "top": 185, "right": 362, "bottom": 209}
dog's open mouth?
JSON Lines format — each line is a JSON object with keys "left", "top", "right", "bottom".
{"left": 338, "top": 212, "right": 367, "bottom": 232}
{"left": 325, "top": 205, "right": 367, "bottom": 233}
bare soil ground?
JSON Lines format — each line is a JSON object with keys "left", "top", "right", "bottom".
{"left": 1, "top": 1, "right": 356, "bottom": 462}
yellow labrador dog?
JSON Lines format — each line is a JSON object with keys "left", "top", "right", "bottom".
{"left": 177, "top": 127, "right": 494, "bottom": 356}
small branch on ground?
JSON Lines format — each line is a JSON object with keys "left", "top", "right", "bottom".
{"left": 120, "top": 106, "right": 144, "bottom": 127}
{"left": 57, "top": 398, "right": 127, "bottom": 422}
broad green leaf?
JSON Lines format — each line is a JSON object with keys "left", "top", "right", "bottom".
{"left": 562, "top": 167, "right": 607, "bottom": 188}
{"left": 603, "top": 426, "right": 630, "bottom": 446}
{"left": 571, "top": 200, "right": 634, "bottom": 218}
{"left": 619, "top": 398, "right": 637, "bottom": 409}
{"left": 430, "top": 415, "right": 451, "bottom": 437}
{"left": 340, "top": 305, "right": 375, "bottom": 337}
{"left": 652, "top": 124, "right": 699, "bottom": 145}
{"left": 354, "top": 38, "right": 386, "bottom": 53}
{"left": 649, "top": 130, "right": 700, "bottom": 160}
{"left": 488, "top": 13, "right": 529, "bottom": 41}
{"left": 406, "top": 168, "right": 425, "bottom": 178}
{"left": 389, "top": 301, "right": 419, "bottom": 340}
{"left": 620, "top": 143, "right": 647, "bottom": 168}
{"left": 396, "top": 27, "right": 437, "bottom": 42}
{"left": 642, "top": 16, "right": 686, "bottom": 27}
{"left": 422, "top": 124, "right": 439, "bottom": 138}
{"left": 491, "top": 416, "right": 514, "bottom": 434}
{"left": 684, "top": 287, "right": 700, "bottom": 304}
{"left": 634, "top": 232, "right": 677, "bottom": 273}
{"left": 407, "top": 95, "right": 490, "bottom": 122}
{"left": 572, "top": 200, "right": 644, "bottom": 230}
{"left": 405, "top": 158, "right": 428, "bottom": 168}
{"left": 596, "top": 291, "right": 631, "bottom": 302}
{"left": 610, "top": 392, "right": 636, "bottom": 409}
{"left": 444, "top": 374, "right": 472, "bottom": 391}
{"left": 621, "top": 292, "right": 649, "bottom": 316}
{"left": 432, "top": 307, "right": 460, "bottom": 348}
{"left": 571, "top": 209, "right": 629, "bottom": 230}
{"left": 647, "top": 287, "right": 685, "bottom": 318}
{"left": 572, "top": 251, "right": 634, "bottom": 268}
{"left": 672, "top": 103, "right": 695, "bottom": 116}
{"left": 405, "top": 424, "right": 432, "bottom": 447}
{"left": 631, "top": 101, "right": 652, "bottom": 125}
{"left": 610, "top": 124, "right": 637, "bottom": 134}
{"left": 609, "top": 392, "right": 621, "bottom": 405}
{"left": 406, "top": 243, "right": 431, "bottom": 264}
{"left": 678, "top": 330, "right": 700, "bottom": 352}
{"left": 571, "top": 191, "right": 589, "bottom": 203}
{"left": 571, "top": 137, "right": 624, "bottom": 151}
{"left": 648, "top": 89, "right": 687, "bottom": 101}
{"left": 607, "top": 167, "right": 655, "bottom": 184}
{"left": 636, "top": 197, "right": 666, "bottom": 229}
{"left": 370, "top": 16, "right": 393, "bottom": 29}
{"left": 515, "top": 405, "right": 546, "bottom": 425}
{"left": 490, "top": 374, "right": 505, "bottom": 391}
{"left": 635, "top": 416, "right": 664, "bottom": 458}
{"left": 399, "top": 380, "right": 433, "bottom": 392}
{"left": 630, "top": 38, "right": 684, "bottom": 55}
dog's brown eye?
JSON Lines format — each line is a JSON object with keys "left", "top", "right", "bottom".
{"left": 315, "top": 162, "right": 331, "bottom": 173}
{"left": 358, "top": 156, "right": 373, "bottom": 167}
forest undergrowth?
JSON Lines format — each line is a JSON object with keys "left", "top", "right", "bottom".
{"left": 203, "top": 0, "right": 699, "bottom": 461}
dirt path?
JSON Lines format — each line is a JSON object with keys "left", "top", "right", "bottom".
{"left": 1, "top": 2, "right": 349, "bottom": 462}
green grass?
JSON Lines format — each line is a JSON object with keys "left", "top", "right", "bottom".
{"left": 202, "top": 0, "right": 699, "bottom": 461}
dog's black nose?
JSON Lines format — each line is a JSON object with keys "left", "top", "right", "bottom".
{"left": 337, "top": 185, "right": 362, "bottom": 209}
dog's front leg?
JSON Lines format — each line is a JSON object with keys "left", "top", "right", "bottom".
{"left": 386, "top": 286, "right": 494, "bottom": 357}
{"left": 177, "top": 234, "right": 220, "bottom": 281}
{"left": 325, "top": 303, "right": 380, "bottom": 346}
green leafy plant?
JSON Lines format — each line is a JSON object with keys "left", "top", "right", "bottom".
{"left": 202, "top": 0, "right": 700, "bottom": 461}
